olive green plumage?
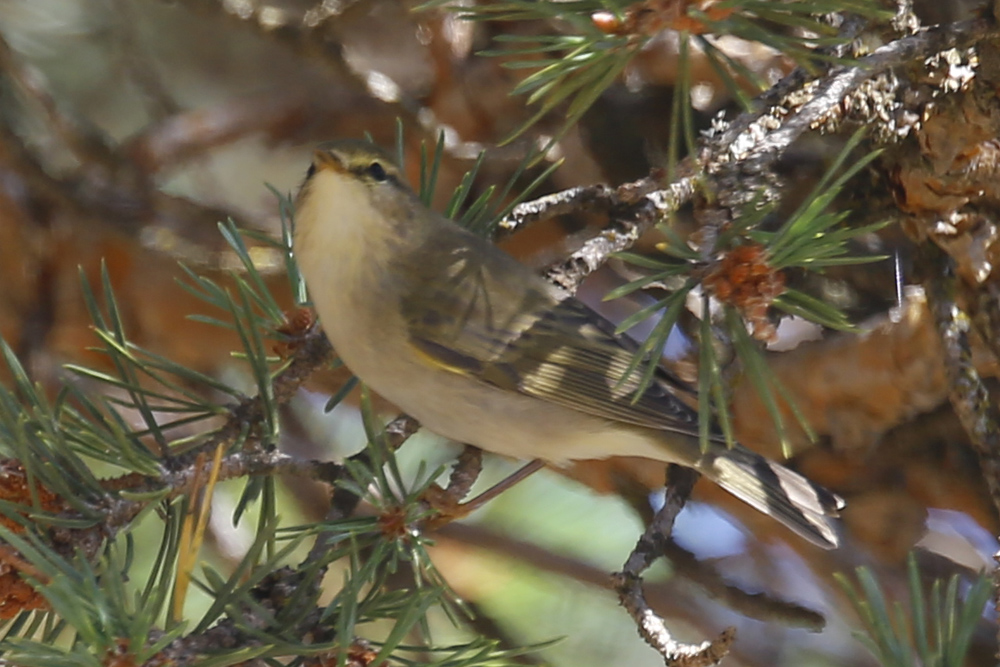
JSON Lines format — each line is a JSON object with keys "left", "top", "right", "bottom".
{"left": 294, "top": 139, "right": 843, "bottom": 548}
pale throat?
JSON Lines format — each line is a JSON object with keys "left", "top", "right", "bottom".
{"left": 296, "top": 172, "right": 391, "bottom": 285}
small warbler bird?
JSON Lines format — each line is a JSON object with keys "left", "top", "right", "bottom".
{"left": 294, "top": 139, "right": 843, "bottom": 548}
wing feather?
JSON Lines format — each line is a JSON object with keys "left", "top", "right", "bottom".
{"left": 401, "top": 233, "right": 701, "bottom": 437}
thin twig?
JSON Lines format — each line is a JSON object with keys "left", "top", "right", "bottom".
{"left": 498, "top": 184, "right": 618, "bottom": 236}
{"left": 544, "top": 174, "right": 699, "bottom": 292}
{"left": 169, "top": 327, "right": 334, "bottom": 466}
{"left": 324, "top": 413, "right": 421, "bottom": 523}
{"left": 152, "top": 565, "right": 323, "bottom": 667}
{"left": 612, "top": 466, "right": 734, "bottom": 666}
{"left": 82, "top": 326, "right": 338, "bottom": 537}
{"left": 445, "top": 445, "right": 484, "bottom": 500}
{"left": 102, "top": 448, "right": 342, "bottom": 532}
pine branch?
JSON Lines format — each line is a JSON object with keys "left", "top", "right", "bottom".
{"left": 542, "top": 173, "right": 700, "bottom": 292}
{"left": 708, "top": 15, "right": 992, "bottom": 212}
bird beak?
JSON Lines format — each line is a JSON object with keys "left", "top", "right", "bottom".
{"left": 313, "top": 149, "right": 346, "bottom": 174}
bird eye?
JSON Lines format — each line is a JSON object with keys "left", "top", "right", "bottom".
{"left": 367, "top": 161, "right": 388, "bottom": 182}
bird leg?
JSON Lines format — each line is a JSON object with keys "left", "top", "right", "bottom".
{"left": 422, "top": 449, "right": 545, "bottom": 529}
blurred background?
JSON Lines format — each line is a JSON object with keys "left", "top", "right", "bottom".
{"left": 0, "top": 1, "right": 996, "bottom": 665}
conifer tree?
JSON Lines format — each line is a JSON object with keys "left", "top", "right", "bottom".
{"left": 0, "top": 1, "right": 997, "bottom": 665}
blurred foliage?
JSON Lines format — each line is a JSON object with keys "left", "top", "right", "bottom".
{"left": 836, "top": 553, "right": 992, "bottom": 667}
{"left": 422, "top": 0, "right": 892, "bottom": 154}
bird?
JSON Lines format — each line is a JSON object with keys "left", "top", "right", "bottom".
{"left": 292, "top": 138, "right": 843, "bottom": 548}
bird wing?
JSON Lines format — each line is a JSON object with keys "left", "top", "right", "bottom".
{"left": 400, "top": 232, "right": 702, "bottom": 438}
{"left": 400, "top": 230, "right": 844, "bottom": 550}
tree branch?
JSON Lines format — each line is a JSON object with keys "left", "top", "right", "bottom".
{"left": 612, "top": 466, "right": 735, "bottom": 666}
{"left": 543, "top": 173, "right": 699, "bottom": 292}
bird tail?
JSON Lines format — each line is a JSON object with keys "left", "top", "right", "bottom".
{"left": 692, "top": 442, "right": 844, "bottom": 549}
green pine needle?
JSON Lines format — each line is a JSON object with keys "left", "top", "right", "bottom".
{"left": 836, "top": 552, "right": 991, "bottom": 667}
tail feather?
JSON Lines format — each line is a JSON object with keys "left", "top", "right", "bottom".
{"left": 695, "top": 443, "right": 844, "bottom": 549}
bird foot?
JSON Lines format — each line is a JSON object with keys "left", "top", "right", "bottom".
{"left": 421, "top": 459, "right": 545, "bottom": 530}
